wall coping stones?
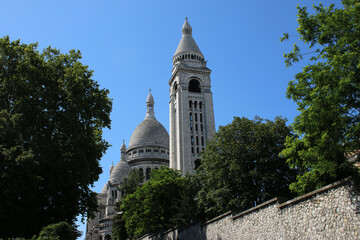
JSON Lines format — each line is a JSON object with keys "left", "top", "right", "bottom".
{"left": 232, "top": 198, "right": 278, "bottom": 220}
{"left": 278, "top": 177, "right": 352, "bottom": 209}
{"left": 205, "top": 211, "right": 232, "bottom": 225}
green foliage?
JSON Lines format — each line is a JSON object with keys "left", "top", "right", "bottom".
{"left": 118, "top": 167, "right": 201, "bottom": 238}
{"left": 36, "top": 222, "right": 81, "bottom": 240}
{"left": 113, "top": 169, "right": 144, "bottom": 240}
{"left": 0, "top": 36, "right": 112, "bottom": 238}
{"left": 197, "top": 116, "right": 296, "bottom": 218}
{"left": 281, "top": 1, "right": 359, "bottom": 194}
{"left": 120, "top": 169, "right": 144, "bottom": 195}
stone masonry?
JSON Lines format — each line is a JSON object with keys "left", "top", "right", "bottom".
{"left": 141, "top": 178, "right": 360, "bottom": 240}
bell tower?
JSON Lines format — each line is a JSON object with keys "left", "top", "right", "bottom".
{"left": 169, "top": 18, "right": 215, "bottom": 174}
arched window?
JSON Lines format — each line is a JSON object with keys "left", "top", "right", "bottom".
{"left": 138, "top": 168, "right": 143, "bottom": 177}
{"left": 146, "top": 168, "right": 151, "bottom": 180}
{"left": 189, "top": 100, "right": 192, "bottom": 108}
{"left": 105, "top": 235, "right": 112, "bottom": 240}
{"left": 199, "top": 102, "right": 202, "bottom": 110}
{"left": 188, "top": 79, "right": 201, "bottom": 93}
{"left": 194, "top": 159, "right": 201, "bottom": 170}
{"left": 194, "top": 101, "right": 197, "bottom": 108}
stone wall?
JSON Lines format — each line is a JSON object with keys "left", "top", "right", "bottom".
{"left": 141, "top": 178, "right": 360, "bottom": 240}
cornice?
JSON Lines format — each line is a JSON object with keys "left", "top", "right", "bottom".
{"left": 169, "top": 65, "right": 211, "bottom": 85}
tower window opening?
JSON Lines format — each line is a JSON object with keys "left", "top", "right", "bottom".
{"left": 201, "top": 124, "right": 203, "bottom": 132}
{"left": 192, "top": 147, "right": 194, "bottom": 154}
{"left": 197, "top": 147, "right": 199, "bottom": 154}
{"left": 194, "top": 159, "right": 201, "bottom": 170}
{"left": 146, "top": 149, "right": 152, "bottom": 152}
{"left": 191, "top": 136, "right": 194, "bottom": 145}
{"left": 190, "top": 113, "right": 193, "bottom": 122}
{"left": 154, "top": 149, "right": 159, "bottom": 152}
{"left": 196, "top": 136, "right": 199, "bottom": 145}
{"left": 195, "top": 113, "right": 198, "bottom": 122}
{"left": 139, "top": 149, "right": 144, "bottom": 153}
{"left": 195, "top": 124, "right": 198, "bottom": 132}
{"left": 161, "top": 149, "right": 165, "bottom": 153}
{"left": 202, "top": 137, "right": 204, "bottom": 146}
{"left": 194, "top": 101, "right": 197, "bottom": 108}
{"left": 146, "top": 168, "right": 151, "bottom": 181}
{"left": 188, "top": 79, "right": 201, "bottom": 93}
{"left": 190, "top": 122, "right": 193, "bottom": 131}
{"left": 200, "top": 114, "right": 203, "bottom": 122}
{"left": 199, "top": 102, "right": 202, "bottom": 110}
{"left": 189, "top": 101, "right": 192, "bottom": 108}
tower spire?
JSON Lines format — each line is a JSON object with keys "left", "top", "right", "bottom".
{"left": 173, "top": 18, "right": 204, "bottom": 65}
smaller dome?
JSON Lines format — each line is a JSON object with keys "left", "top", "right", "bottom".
{"left": 109, "top": 160, "right": 132, "bottom": 184}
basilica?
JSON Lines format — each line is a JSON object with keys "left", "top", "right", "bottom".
{"left": 85, "top": 18, "right": 215, "bottom": 240}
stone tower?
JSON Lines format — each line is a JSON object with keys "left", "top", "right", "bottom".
{"left": 169, "top": 18, "right": 215, "bottom": 174}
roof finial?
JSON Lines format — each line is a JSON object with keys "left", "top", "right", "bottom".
{"left": 185, "top": 17, "right": 188, "bottom": 21}
{"left": 145, "top": 90, "right": 155, "bottom": 119}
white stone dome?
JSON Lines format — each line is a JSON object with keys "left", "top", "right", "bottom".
{"left": 109, "top": 160, "right": 132, "bottom": 184}
{"left": 128, "top": 91, "right": 169, "bottom": 149}
{"left": 128, "top": 118, "right": 169, "bottom": 149}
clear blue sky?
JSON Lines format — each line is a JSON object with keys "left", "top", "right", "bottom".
{"left": 1, "top": 0, "right": 342, "bottom": 238}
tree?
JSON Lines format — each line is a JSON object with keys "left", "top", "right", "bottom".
{"left": 120, "top": 169, "right": 144, "bottom": 195}
{"left": 36, "top": 222, "right": 81, "bottom": 240}
{"left": 118, "top": 167, "right": 200, "bottom": 238}
{"left": 280, "top": 1, "right": 359, "bottom": 195}
{"left": 112, "top": 169, "right": 144, "bottom": 240}
{"left": 0, "top": 36, "right": 112, "bottom": 238}
{"left": 197, "top": 116, "right": 297, "bottom": 218}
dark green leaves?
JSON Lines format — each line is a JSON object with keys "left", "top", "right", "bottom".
{"left": 197, "top": 116, "right": 296, "bottom": 218}
{"left": 0, "top": 36, "right": 112, "bottom": 238}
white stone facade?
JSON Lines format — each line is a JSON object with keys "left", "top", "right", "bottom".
{"left": 85, "top": 19, "right": 215, "bottom": 239}
{"left": 85, "top": 92, "right": 170, "bottom": 240}
{"left": 169, "top": 18, "right": 215, "bottom": 174}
